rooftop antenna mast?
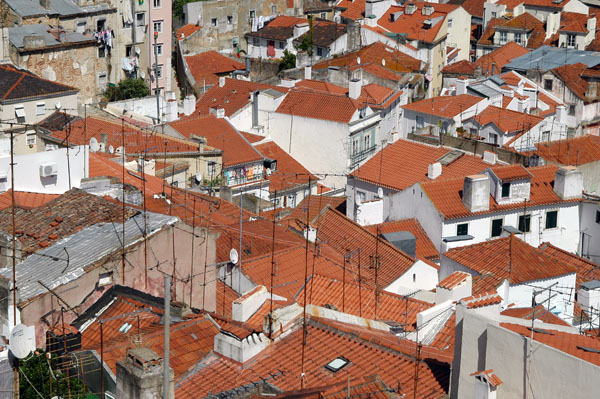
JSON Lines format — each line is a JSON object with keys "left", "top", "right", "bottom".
{"left": 121, "top": 119, "right": 126, "bottom": 285}
{"left": 374, "top": 225, "right": 381, "bottom": 319}
{"left": 300, "top": 177, "right": 312, "bottom": 389}
{"left": 269, "top": 190, "right": 277, "bottom": 339}
{"left": 9, "top": 126, "right": 19, "bottom": 398}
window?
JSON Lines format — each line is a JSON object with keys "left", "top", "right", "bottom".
{"left": 352, "top": 136, "right": 360, "bottom": 155}
{"left": 317, "top": 46, "right": 323, "bottom": 56}
{"left": 325, "top": 357, "right": 349, "bottom": 372}
{"left": 448, "top": 18, "right": 453, "bottom": 27}
{"left": 278, "top": 41, "right": 285, "bottom": 49}
{"left": 253, "top": 37, "right": 260, "bottom": 46}
{"left": 499, "top": 31, "right": 507, "bottom": 44}
{"left": 542, "top": 130, "right": 550, "bottom": 142}
{"left": 227, "top": 15, "right": 233, "bottom": 24}
{"left": 567, "top": 34, "right": 576, "bottom": 48}
{"left": 153, "top": 0, "right": 161, "bottom": 7}
{"left": 416, "top": 115, "right": 424, "bottom": 129}
{"left": 491, "top": 218, "right": 503, "bottom": 237}
{"left": 457, "top": 223, "right": 469, "bottom": 236}
{"left": 154, "top": 43, "right": 163, "bottom": 55}
{"left": 518, "top": 214, "right": 531, "bottom": 232}
{"left": 155, "top": 64, "right": 163, "bottom": 79}
{"left": 490, "top": 133, "right": 498, "bottom": 145}
{"left": 97, "top": 18, "right": 106, "bottom": 31}
{"left": 98, "top": 45, "right": 106, "bottom": 58}
{"left": 501, "top": 182, "right": 510, "bottom": 198}
{"left": 98, "top": 73, "right": 107, "bottom": 90}
{"left": 126, "top": 45, "right": 133, "bottom": 57}
{"left": 26, "top": 132, "right": 36, "bottom": 146}
{"left": 321, "top": 12, "right": 327, "bottom": 18}
{"left": 363, "top": 134, "right": 371, "bottom": 150}
{"left": 14, "top": 105, "right": 25, "bottom": 121}
{"left": 357, "top": 191, "right": 366, "bottom": 203}
{"left": 76, "top": 20, "right": 86, "bottom": 33}
{"left": 36, "top": 102, "right": 45, "bottom": 116}
{"left": 250, "top": 10, "right": 256, "bottom": 19}
{"left": 544, "top": 79, "right": 553, "bottom": 91}
{"left": 272, "top": 5, "right": 277, "bottom": 14}
{"left": 211, "top": 18, "right": 217, "bottom": 27}
{"left": 596, "top": 210, "right": 600, "bottom": 223}
{"left": 491, "top": 11, "right": 497, "bottom": 17}
{"left": 514, "top": 33, "right": 522, "bottom": 45}
{"left": 568, "top": 104, "right": 576, "bottom": 116}
{"left": 545, "top": 210, "right": 558, "bottom": 229}
{"left": 413, "top": 273, "right": 416, "bottom": 282}
{"left": 153, "top": 20, "right": 163, "bottom": 33}
{"left": 136, "top": 13, "right": 145, "bottom": 27}
{"left": 98, "top": 271, "right": 113, "bottom": 286}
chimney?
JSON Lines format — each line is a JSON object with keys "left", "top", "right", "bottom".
{"left": 405, "top": 3, "right": 417, "bottom": 15}
{"left": 456, "top": 77, "right": 469, "bottom": 95}
{"left": 209, "top": 107, "right": 225, "bottom": 118}
{"left": 428, "top": 162, "right": 442, "bottom": 179}
{"left": 422, "top": 5, "right": 434, "bottom": 15}
{"left": 517, "top": 80, "right": 524, "bottom": 96}
{"left": 214, "top": 330, "right": 270, "bottom": 363}
{"left": 183, "top": 94, "right": 196, "bottom": 116}
{"left": 482, "top": 150, "right": 497, "bottom": 165}
{"left": 578, "top": 281, "right": 600, "bottom": 313}
{"left": 116, "top": 348, "right": 174, "bottom": 399}
{"left": 462, "top": 174, "right": 490, "bottom": 212}
{"left": 219, "top": 76, "right": 226, "bottom": 87}
{"left": 556, "top": 104, "right": 566, "bottom": 124}
{"left": 232, "top": 286, "right": 269, "bottom": 322}
{"left": 263, "top": 303, "right": 303, "bottom": 339}
{"left": 553, "top": 165, "right": 583, "bottom": 200}
{"left": 436, "top": 271, "right": 472, "bottom": 304}
{"left": 349, "top": 78, "right": 362, "bottom": 99}
{"left": 304, "top": 65, "right": 312, "bottom": 80}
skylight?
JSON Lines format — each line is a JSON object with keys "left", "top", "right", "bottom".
{"left": 325, "top": 357, "right": 349, "bottom": 372}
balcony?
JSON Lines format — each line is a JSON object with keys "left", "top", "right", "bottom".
{"left": 350, "top": 145, "right": 377, "bottom": 168}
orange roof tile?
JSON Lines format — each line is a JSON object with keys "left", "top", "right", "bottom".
{"left": 364, "top": 219, "right": 439, "bottom": 261}
{"left": 557, "top": 11, "right": 588, "bottom": 33}
{"left": 176, "top": 24, "right": 202, "bottom": 40}
{"left": 350, "top": 138, "right": 489, "bottom": 191}
{"left": 470, "top": 369, "right": 502, "bottom": 387}
{"left": 378, "top": 3, "right": 456, "bottom": 44}
{"left": 438, "top": 271, "right": 471, "bottom": 290}
{"left": 184, "top": 51, "right": 245, "bottom": 87}
{"left": 551, "top": 63, "right": 592, "bottom": 101}
{"left": 358, "top": 84, "right": 399, "bottom": 109}
{"left": 501, "top": 305, "right": 570, "bottom": 326}
{"left": 474, "top": 42, "right": 530, "bottom": 76}
{"left": 479, "top": 13, "right": 546, "bottom": 49}
{"left": 445, "top": 235, "right": 577, "bottom": 294}
{"left": 535, "top": 135, "right": 600, "bottom": 165}
{"left": 276, "top": 89, "right": 362, "bottom": 123}
{"left": 538, "top": 242, "right": 600, "bottom": 288}
{"left": 488, "top": 164, "right": 533, "bottom": 181}
{"left": 348, "top": 62, "right": 405, "bottom": 82}
{"left": 169, "top": 114, "right": 263, "bottom": 168}
{"left": 283, "top": 195, "right": 346, "bottom": 230}
{"left": 456, "top": 0, "right": 486, "bottom": 17}
{"left": 471, "top": 106, "right": 543, "bottom": 135}
{"left": 0, "top": 190, "right": 58, "bottom": 211}
{"left": 420, "top": 165, "right": 580, "bottom": 219}
{"left": 336, "top": 0, "right": 366, "bottom": 20}
{"left": 295, "top": 79, "right": 348, "bottom": 95}
{"left": 314, "top": 207, "right": 419, "bottom": 288}
{"left": 523, "top": 0, "right": 572, "bottom": 8}
{"left": 216, "top": 280, "right": 239, "bottom": 318}
{"left": 442, "top": 60, "right": 477, "bottom": 76}
{"left": 461, "top": 291, "right": 503, "bottom": 308}
{"left": 402, "top": 94, "right": 484, "bottom": 118}
{"left": 501, "top": 322, "right": 600, "bottom": 367}
{"left": 176, "top": 317, "right": 450, "bottom": 398}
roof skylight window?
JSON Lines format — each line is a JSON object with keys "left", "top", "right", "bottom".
{"left": 325, "top": 357, "right": 349, "bottom": 372}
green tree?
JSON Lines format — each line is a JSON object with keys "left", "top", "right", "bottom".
{"left": 19, "top": 349, "right": 87, "bottom": 399}
{"left": 104, "top": 78, "right": 150, "bottom": 102}
{"left": 296, "top": 16, "right": 314, "bottom": 57}
{"left": 279, "top": 50, "right": 297, "bottom": 71}
{"left": 173, "top": 0, "right": 199, "bottom": 19}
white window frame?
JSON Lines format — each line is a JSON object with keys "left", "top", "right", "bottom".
{"left": 416, "top": 115, "right": 424, "bottom": 129}
{"left": 153, "top": 0, "right": 161, "bottom": 8}
{"left": 98, "top": 271, "right": 113, "bottom": 286}
{"left": 514, "top": 32, "right": 522, "bottom": 45}
{"left": 14, "top": 105, "right": 25, "bottom": 120}
{"left": 36, "top": 102, "right": 45, "bottom": 116}
{"left": 567, "top": 34, "right": 576, "bottom": 48}
{"left": 153, "top": 20, "right": 163, "bottom": 33}
{"left": 98, "top": 72, "right": 107, "bottom": 91}
{"left": 26, "top": 131, "right": 36, "bottom": 146}
{"left": 499, "top": 31, "right": 507, "bottom": 44}
{"left": 154, "top": 43, "right": 163, "bottom": 56}
{"left": 545, "top": 209, "right": 559, "bottom": 230}
{"left": 136, "top": 12, "right": 145, "bottom": 27}
{"left": 156, "top": 64, "right": 163, "bottom": 79}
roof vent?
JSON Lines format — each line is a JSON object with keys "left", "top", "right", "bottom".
{"left": 390, "top": 11, "right": 404, "bottom": 21}
{"left": 405, "top": 3, "right": 417, "bottom": 15}
{"left": 422, "top": 5, "right": 434, "bottom": 15}
{"left": 423, "top": 19, "right": 432, "bottom": 29}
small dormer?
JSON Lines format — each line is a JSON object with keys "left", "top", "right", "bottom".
{"left": 484, "top": 164, "right": 532, "bottom": 204}
{"left": 471, "top": 369, "right": 502, "bottom": 399}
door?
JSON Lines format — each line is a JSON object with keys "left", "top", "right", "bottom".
{"left": 267, "top": 40, "right": 275, "bottom": 57}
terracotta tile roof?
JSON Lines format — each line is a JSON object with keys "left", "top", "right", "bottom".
{"left": 448, "top": 0, "right": 486, "bottom": 17}
{"left": 284, "top": 195, "right": 346, "bottom": 230}
{"left": 364, "top": 219, "right": 439, "bottom": 261}
{"left": 176, "top": 317, "right": 450, "bottom": 398}
{"left": 438, "top": 271, "right": 471, "bottom": 290}
{"left": 216, "top": 280, "right": 239, "bottom": 318}
{"left": 461, "top": 291, "right": 503, "bottom": 308}
{"left": 488, "top": 164, "right": 533, "bottom": 181}
{"left": 479, "top": 13, "right": 545, "bottom": 49}
{"left": 169, "top": 114, "right": 263, "bottom": 168}
{"left": 274, "top": 375, "right": 400, "bottom": 399}
{"left": 184, "top": 51, "right": 246, "bottom": 87}
{"left": 470, "top": 369, "right": 502, "bottom": 387}
{"left": 538, "top": 242, "right": 600, "bottom": 288}
{"left": 523, "top": 0, "right": 572, "bottom": 8}
{"left": 358, "top": 84, "right": 399, "bottom": 109}
{"left": 470, "top": 106, "right": 543, "bottom": 137}
{"left": 497, "top": 0, "right": 524, "bottom": 9}
{"left": 402, "top": 94, "right": 484, "bottom": 118}
{"left": 551, "top": 62, "right": 592, "bottom": 101}
{"left": 0, "top": 64, "right": 78, "bottom": 103}
{"left": 0, "top": 188, "right": 136, "bottom": 256}
{"left": 45, "top": 114, "right": 200, "bottom": 155}
{"left": 246, "top": 16, "right": 308, "bottom": 40}
{"left": 195, "top": 78, "right": 287, "bottom": 117}
{"left": 313, "top": 42, "right": 422, "bottom": 74}
{"left": 378, "top": 3, "right": 455, "bottom": 44}
{"left": 501, "top": 305, "right": 570, "bottom": 326}
{"left": 0, "top": 190, "right": 58, "bottom": 211}
{"left": 244, "top": 298, "right": 290, "bottom": 329}
{"left": 276, "top": 89, "right": 362, "bottom": 123}
{"left": 254, "top": 139, "right": 316, "bottom": 192}
{"left": 293, "top": 21, "right": 347, "bottom": 47}
{"left": 313, "top": 207, "right": 419, "bottom": 288}
{"left": 350, "top": 138, "right": 489, "bottom": 191}
{"left": 477, "top": 17, "right": 505, "bottom": 46}
{"left": 295, "top": 79, "right": 348, "bottom": 95}
{"left": 557, "top": 12, "right": 588, "bottom": 33}
{"left": 442, "top": 60, "right": 477, "bottom": 76}
{"left": 240, "top": 131, "right": 265, "bottom": 143}
{"left": 420, "top": 165, "right": 580, "bottom": 219}
{"left": 500, "top": 322, "right": 600, "bottom": 367}
{"left": 347, "top": 63, "right": 405, "bottom": 82}
{"left": 473, "top": 42, "right": 530, "bottom": 76}
{"left": 210, "top": 313, "right": 259, "bottom": 339}
{"left": 444, "top": 235, "right": 577, "bottom": 294}
{"left": 336, "top": 0, "right": 366, "bottom": 20}
{"left": 176, "top": 24, "right": 202, "bottom": 40}
{"left": 535, "top": 135, "right": 600, "bottom": 166}
{"left": 268, "top": 15, "right": 309, "bottom": 27}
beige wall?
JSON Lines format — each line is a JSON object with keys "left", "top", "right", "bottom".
{"left": 0, "top": 92, "right": 78, "bottom": 133}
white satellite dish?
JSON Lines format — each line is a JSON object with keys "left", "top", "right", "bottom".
{"left": 89, "top": 137, "right": 100, "bottom": 153}
{"left": 229, "top": 248, "right": 239, "bottom": 265}
{"left": 377, "top": 187, "right": 384, "bottom": 199}
{"left": 108, "top": 145, "right": 114, "bottom": 154}
{"left": 10, "top": 324, "right": 36, "bottom": 359}
{"left": 382, "top": 58, "right": 386, "bottom": 66}
{"left": 195, "top": 173, "right": 202, "bottom": 183}
{"left": 115, "top": 146, "right": 124, "bottom": 154}
{"left": 356, "top": 56, "right": 361, "bottom": 64}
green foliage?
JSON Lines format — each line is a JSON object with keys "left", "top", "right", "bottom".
{"left": 19, "top": 349, "right": 86, "bottom": 399}
{"left": 296, "top": 15, "right": 314, "bottom": 56}
{"left": 279, "top": 50, "right": 296, "bottom": 71}
{"left": 173, "top": 0, "right": 199, "bottom": 19}
{"left": 104, "top": 78, "right": 150, "bottom": 102}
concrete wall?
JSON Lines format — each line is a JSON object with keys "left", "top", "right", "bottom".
{"left": 507, "top": 273, "right": 576, "bottom": 321}
{"left": 446, "top": 7, "right": 471, "bottom": 62}
{"left": 580, "top": 201, "right": 600, "bottom": 265}
{"left": 345, "top": 177, "right": 395, "bottom": 222}
{"left": 0, "top": 92, "right": 78, "bottom": 134}
{"left": 384, "top": 260, "right": 439, "bottom": 295}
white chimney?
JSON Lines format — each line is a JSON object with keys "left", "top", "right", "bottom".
{"left": 428, "top": 162, "right": 442, "bottom": 179}
{"left": 209, "top": 107, "right": 225, "bottom": 118}
{"left": 304, "top": 65, "right": 312, "bottom": 80}
{"left": 462, "top": 174, "right": 490, "bottom": 212}
{"left": 183, "top": 94, "right": 196, "bottom": 116}
{"left": 556, "top": 105, "right": 566, "bottom": 125}
{"left": 579, "top": 281, "right": 600, "bottom": 313}
{"left": 349, "top": 78, "right": 362, "bottom": 99}
{"left": 483, "top": 150, "right": 497, "bottom": 165}
{"left": 436, "top": 271, "right": 472, "bottom": 304}
{"left": 214, "top": 331, "right": 270, "bottom": 363}
{"left": 232, "top": 286, "right": 269, "bottom": 322}
{"left": 456, "top": 77, "right": 469, "bottom": 95}
{"left": 553, "top": 165, "right": 583, "bottom": 200}
{"left": 219, "top": 76, "right": 226, "bottom": 87}
{"left": 517, "top": 98, "right": 526, "bottom": 113}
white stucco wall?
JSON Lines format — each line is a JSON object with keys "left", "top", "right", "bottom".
{"left": 507, "top": 273, "right": 576, "bottom": 321}
{"left": 580, "top": 201, "right": 600, "bottom": 265}
{"left": 384, "top": 260, "right": 439, "bottom": 295}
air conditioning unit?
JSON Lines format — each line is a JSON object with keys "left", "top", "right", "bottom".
{"left": 39, "top": 162, "right": 58, "bottom": 177}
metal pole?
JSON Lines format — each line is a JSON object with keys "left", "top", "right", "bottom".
{"left": 154, "top": 31, "right": 160, "bottom": 123}
{"left": 239, "top": 185, "right": 243, "bottom": 293}
{"left": 100, "top": 321, "right": 104, "bottom": 398}
{"left": 122, "top": 120, "right": 126, "bottom": 285}
{"left": 61, "top": 307, "right": 72, "bottom": 399}
{"left": 164, "top": 275, "right": 171, "bottom": 399}
{"left": 10, "top": 128, "right": 19, "bottom": 399}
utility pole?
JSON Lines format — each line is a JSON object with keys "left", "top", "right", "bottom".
{"left": 10, "top": 127, "right": 19, "bottom": 399}
{"left": 153, "top": 30, "right": 161, "bottom": 124}
{"left": 164, "top": 275, "right": 171, "bottom": 399}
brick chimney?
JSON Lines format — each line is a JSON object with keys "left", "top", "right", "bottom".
{"left": 116, "top": 348, "right": 174, "bottom": 399}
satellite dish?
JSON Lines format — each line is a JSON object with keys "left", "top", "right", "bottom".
{"left": 229, "top": 248, "right": 239, "bottom": 265}
{"left": 10, "top": 324, "right": 36, "bottom": 359}
{"left": 55, "top": 101, "right": 61, "bottom": 110}
{"left": 89, "top": 137, "right": 100, "bottom": 153}
{"left": 356, "top": 56, "right": 361, "bottom": 64}
{"left": 382, "top": 59, "right": 386, "bottom": 66}
{"left": 195, "top": 173, "right": 202, "bottom": 183}
{"left": 108, "top": 145, "right": 114, "bottom": 154}
{"left": 115, "top": 146, "right": 124, "bottom": 154}
{"left": 377, "top": 187, "right": 384, "bottom": 199}
{"left": 141, "top": 71, "right": 146, "bottom": 79}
